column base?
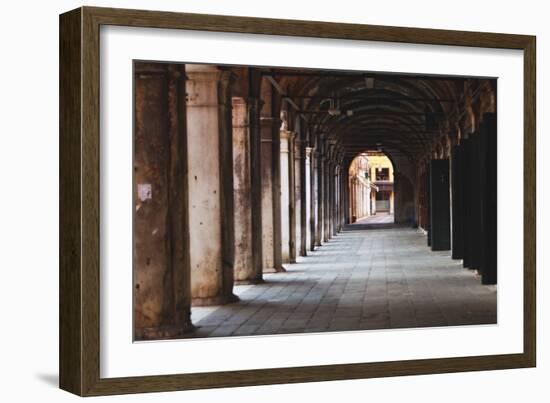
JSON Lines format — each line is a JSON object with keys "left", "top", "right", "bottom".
{"left": 234, "top": 278, "right": 264, "bottom": 285}
{"left": 192, "top": 293, "right": 239, "bottom": 306}
{"left": 263, "top": 266, "right": 287, "bottom": 274}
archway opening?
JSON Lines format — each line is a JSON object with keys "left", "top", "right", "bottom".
{"left": 348, "top": 151, "right": 395, "bottom": 225}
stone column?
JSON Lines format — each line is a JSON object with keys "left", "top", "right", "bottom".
{"left": 330, "top": 164, "right": 338, "bottom": 234}
{"left": 363, "top": 185, "right": 367, "bottom": 217}
{"left": 310, "top": 148, "right": 318, "bottom": 251}
{"left": 336, "top": 163, "right": 341, "bottom": 230}
{"left": 134, "top": 63, "right": 194, "bottom": 340}
{"left": 260, "top": 103, "right": 285, "bottom": 273}
{"left": 348, "top": 176, "right": 351, "bottom": 221}
{"left": 338, "top": 170, "right": 343, "bottom": 228}
{"left": 288, "top": 131, "right": 297, "bottom": 262}
{"left": 316, "top": 149, "right": 325, "bottom": 246}
{"left": 280, "top": 129, "right": 291, "bottom": 263}
{"left": 372, "top": 188, "right": 377, "bottom": 215}
{"left": 271, "top": 100, "right": 284, "bottom": 272}
{"left": 326, "top": 160, "right": 334, "bottom": 240}
{"left": 352, "top": 179, "right": 357, "bottom": 220}
{"left": 305, "top": 147, "right": 313, "bottom": 253}
{"left": 186, "top": 65, "right": 237, "bottom": 306}
{"left": 295, "top": 138, "right": 305, "bottom": 257}
{"left": 232, "top": 97, "right": 257, "bottom": 284}
{"left": 323, "top": 152, "right": 331, "bottom": 243}
{"left": 367, "top": 186, "right": 371, "bottom": 216}
{"left": 338, "top": 165, "right": 342, "bottom": 233}
{"left": 260, "top": 115, "right": 275, "bottom": 271}
{"left": 248, "top": 97, "right": 264, "bottom": 283}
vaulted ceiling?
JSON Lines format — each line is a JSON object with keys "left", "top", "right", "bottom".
{"left": 265, "top": 68, "right": 466, "bottom": 164}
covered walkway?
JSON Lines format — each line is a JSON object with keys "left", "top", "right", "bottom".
{"left": 133, "top": 62, "right": 498, "bottom": 340}
{"left": 189, "top": 224, "right": 496, "bottom": 338}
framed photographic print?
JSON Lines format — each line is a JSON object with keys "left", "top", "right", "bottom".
{"left": 59, "top": 6, "right": 536, "bottom": 396}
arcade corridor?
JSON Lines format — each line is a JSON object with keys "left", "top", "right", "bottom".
{"left": 132, "top": 62, "right": 498, "bottom": 340}
{"left": 190, "top": 221, "right": 496, "bottom": 338}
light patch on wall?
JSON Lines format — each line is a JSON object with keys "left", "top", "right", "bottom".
{"left": 137, "top": 184, "right": 152, "bottom": 202}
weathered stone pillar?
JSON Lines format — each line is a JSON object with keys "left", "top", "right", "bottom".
{"left": 305, "top": 147, "right": 313, "bottom": 253}
{"left": 248, "top": 96, "right": 264, "bottom": 282}
{"left": 232, "top": 97, "right": 257, "bottom": 284}
{"left": 330, "top": 164, "right": 338, "bottom": 234}
{"left": 372, "top": 187, "right": 377, "bottom": 215}
{"left": 349, "top": 177, "right": 357, "bottom": 223}
{"left": 353, "top": 177, "right": 363, "bottom": 220}
{"left": 266, "top": 90, "right": 285, "bottom": 273}
{"left": 347, "top": 174, "right": 351, "bottom": 222}
{"left": 335, "top": 162, "right": 340, "bottom": 232}
{"left": 295, "top": 138, "right": 305, "bottom": 257}
{"left": 280, "top": 128, "right": 291, "bottom": 263}
{"left": 186, "top": 65, "right": 237, "bottom": 306}
{"left": 134, "top": 63, "right": 194, "bottom": 340}
{"left": 326, "top": 159, "right": 334, "bottom": 240}
{"left": 316, "top": 147, "right": 325, "bottom": 246}
{"left": 260, "top": 88, "right": 284, "bottom": 272}
{"left": 288, "top": 131, "right": 297, "bottom": 262}
{"left": 271, "top": 96, "right": 284, "bottom": 272}
{"left": 310, "top": 148, "right": 319, "bottom": 251}
{"left": 338, "top": 169, "right": 343, "bottom": 229}
{"left": 344, "top": 170, "right": 349, "bottom": 225}
{"left": 260, "top": 116, "right": 275, "bottom": 271}
{"left": 366, "top": 186, "right": 371, "bottom": 216}
{"left": 323, "top": 149, "right": 331, "bottom": 243}
{"left": 360, "top": 181, "right": 364, "bottom": 217}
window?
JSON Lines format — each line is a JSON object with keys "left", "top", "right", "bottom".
{"left": 376, "top": 167, "right": 389, "bottom": 181}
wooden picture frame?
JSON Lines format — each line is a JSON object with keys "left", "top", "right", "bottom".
{"left": 59, "top": 6, "right": 536, "bottom": 396}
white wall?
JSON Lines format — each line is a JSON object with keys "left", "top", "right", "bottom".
{"left": 0, "top": 0, "right": 546, "bottom": 402}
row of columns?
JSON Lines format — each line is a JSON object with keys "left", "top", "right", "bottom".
{"left": 349, "top": 177, "right": 372, "bottom": 221}
{"left": 133, "top": 63, "right": 360, "bottom": 340}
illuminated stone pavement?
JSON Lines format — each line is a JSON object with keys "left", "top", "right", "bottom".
{"left": 189, "top": 219, "right": 497, "bottom": 338}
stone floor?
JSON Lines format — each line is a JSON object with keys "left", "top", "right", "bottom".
{"left": 189, "top": 219, "right": 497, "bottom": 338}
{"left": 356, "top": 212, "right": 394, "bottom": 224}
